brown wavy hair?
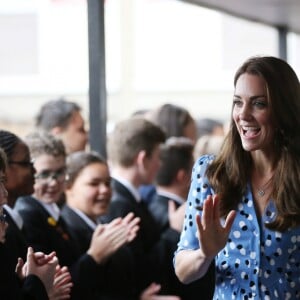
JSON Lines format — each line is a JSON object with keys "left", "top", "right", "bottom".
{"left": 206, "top": 56, "right": 300, "bottom": 232}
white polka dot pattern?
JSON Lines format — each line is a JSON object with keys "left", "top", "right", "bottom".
{"left": 174, "top": 155, "right": 300, "bottom": 299}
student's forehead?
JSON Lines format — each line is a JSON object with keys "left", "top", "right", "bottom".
{"left": 12, "top": 142, "right": 30, "bottom": 157}
{"left": 34, "top": 154, "right": 66, "bottom": 166}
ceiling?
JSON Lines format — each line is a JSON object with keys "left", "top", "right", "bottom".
{"left": 181, "top": 0, "right": 300, "bottom": 34}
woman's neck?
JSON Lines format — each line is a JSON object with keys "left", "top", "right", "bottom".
{"left": 250, "top": 150, "right": 275, "bottom": 177}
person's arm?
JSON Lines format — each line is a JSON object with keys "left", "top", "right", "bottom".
{"left": 174, "top": 195, "right": 236, "bottom": 284}
{"left": 175, "top": 249, "right": 213, "bottom": 284}
{"left": 69, "top": 213, "right": 140, "bottom": 298}
{"left": 22, "top": 274, "right": 49, "bottom": 300}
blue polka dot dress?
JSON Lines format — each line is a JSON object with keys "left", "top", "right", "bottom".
{"left": 175, "top": 155, "right": 300, "bottom": 299}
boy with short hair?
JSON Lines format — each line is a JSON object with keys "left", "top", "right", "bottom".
{"left": 104, "top": 117, "right": 184, "bottom": 297}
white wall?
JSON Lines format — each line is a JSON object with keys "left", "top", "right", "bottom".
{"left": 0, "top": 0, "right": 299, "bottom": 136}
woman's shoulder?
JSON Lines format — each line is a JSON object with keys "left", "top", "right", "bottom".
{"left": 194, "top": 154, "right": 215, "bottom": 165}
{"left": 193, "top": 154, "right": 215, "bottom": 173}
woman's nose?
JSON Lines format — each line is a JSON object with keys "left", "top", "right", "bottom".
{"left": 239, "top": 104, "right": 252, "bottom": 120}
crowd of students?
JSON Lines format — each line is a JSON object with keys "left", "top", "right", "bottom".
{"left": 0, "top": 97, "right": 221, "bottom": 299}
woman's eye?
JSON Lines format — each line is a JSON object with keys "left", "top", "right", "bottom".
{"left": 253, "top": 101, "right": 267, "bottom": 108}
{"left": 233, "top": 99, "right": 242, "bottom": 107}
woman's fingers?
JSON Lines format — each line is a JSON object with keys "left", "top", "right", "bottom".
{"left": 224, "top": 210, "right": 236, "bottom": 234}
{"left": 201, "top": 195, "right": 214, "bottom": 229}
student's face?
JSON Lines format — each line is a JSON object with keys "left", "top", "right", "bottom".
{"left": 5, "top": 142, "right": 35, "bottom": 204}
{"left": 59, "top": 111, "right": 88, "bottom": 154}
{"left": 0, "top": 170, "right": 8, "bottom": 243}
{"left": 33, "top": 154, "right": 66, "bottom": 204}
{"left": 232, "top": 73, "right": 275, "bottom": 153}
{"left": 66, "top": 162, "right": 112, "bottom": 221}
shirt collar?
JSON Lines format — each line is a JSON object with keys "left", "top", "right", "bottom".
{"left": 4, "top": 204, "right": 23, "bottom": 229}
{"left": 70, "top": 207, "right": 98, "bottom": 230}
{"left": 112, "top": 174, "right": 141, "bottom": 202}
{"left": 156, "top": 189, "right": 185, "bottom": 205}
{"left": 39, "top": 202, "right": 60, "bottom": 221}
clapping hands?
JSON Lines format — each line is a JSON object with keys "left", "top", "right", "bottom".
{"left": 15, "top": 247, "right": 73, "bottom": 299}
{"left": 87, "top": 212, "right": 140, "bottom": 263}
{"left": 16, "top": 247, "right": 58, "bottom": 293}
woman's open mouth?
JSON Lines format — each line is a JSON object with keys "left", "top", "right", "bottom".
{"left": 242, "top": 126, "right": 261, "bottom": 138}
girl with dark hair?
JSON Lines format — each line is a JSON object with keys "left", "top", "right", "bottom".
{"left": 62, "top": 151, "right": 139, "bottom": 299}
{"left": 0, "top": 143, "right": 58, "bottom": 300}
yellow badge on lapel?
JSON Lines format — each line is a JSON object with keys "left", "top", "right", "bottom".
{"left": 47, "top": 217, "right": 57, "bottom": 226}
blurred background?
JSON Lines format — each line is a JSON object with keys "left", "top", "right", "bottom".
{"left": 0, "top": 0, "right": 300, "bottom": 137}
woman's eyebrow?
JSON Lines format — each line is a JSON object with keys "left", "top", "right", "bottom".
{"left": 233, "top": 94, "right": 266, "bottom": 99}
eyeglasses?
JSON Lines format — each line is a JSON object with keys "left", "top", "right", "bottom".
{"left": 34, "top": 167, "right": 67, "bottom": 184}
{"left": 9, "top": 160, "right": 34, "bottom": 168}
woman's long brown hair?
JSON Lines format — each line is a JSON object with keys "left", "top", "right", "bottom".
{"left": 206, "top": 56, "right": 300, "bottom": 232}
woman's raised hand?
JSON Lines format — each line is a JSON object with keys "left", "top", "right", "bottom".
{"left": 196, "top": 194, "right": 236, "bottom": 259}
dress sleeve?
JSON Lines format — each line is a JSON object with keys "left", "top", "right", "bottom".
{"left": 175, "top": 155, "right": 215, "bottom": 253}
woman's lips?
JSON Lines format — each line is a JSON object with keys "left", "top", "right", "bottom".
{"left": 241, "top": 126, "right": 261, "bottom": 138}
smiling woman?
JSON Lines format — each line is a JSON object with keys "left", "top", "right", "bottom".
{"left": 232, "top": 73, "right": 274, "bottom": 154}
{"left": 174, "top": 56, "right": 300, "bottom": 299}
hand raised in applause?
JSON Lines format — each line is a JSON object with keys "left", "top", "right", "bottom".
{"left": 121, "top": 212, "right": 140, "bottom": 242}
{"left": 48, "top": 265, "right": 73, "bottom": 300}
{"left": 16, "top": 247, "right": 58, "bottom": 294}
{"left": 87, "top": 212, "right": 140, "bottom": 263}
{"left": 15, "top": 248, "right": 57, "bottom": 280}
